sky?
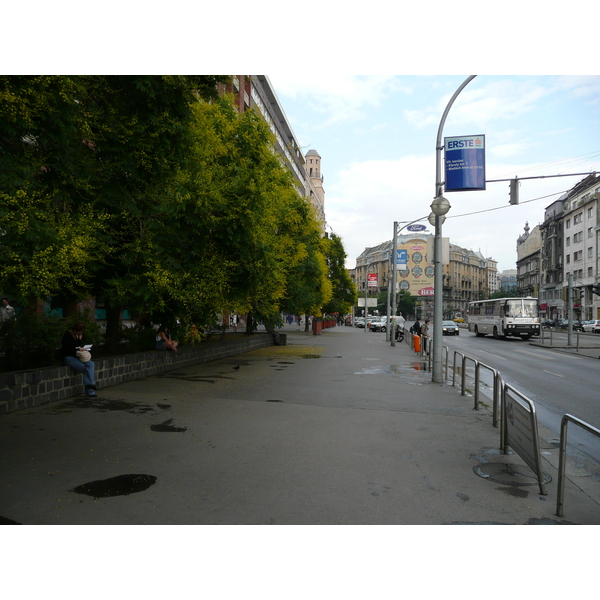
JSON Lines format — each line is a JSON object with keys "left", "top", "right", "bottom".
{"left": 268, "top": 74, "right": 600, "bottom": 272}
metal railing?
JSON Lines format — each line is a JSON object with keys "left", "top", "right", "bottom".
{"left": 556, "top": 414, "right": 600, "bottom": 517}
{"left": 448, "top": 350, "right": 600, "bottom": 514}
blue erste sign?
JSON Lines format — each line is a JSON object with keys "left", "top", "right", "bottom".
{"left": 444, "top": 135, "right": 486, "bottom": 192}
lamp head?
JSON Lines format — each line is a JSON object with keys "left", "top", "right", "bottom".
{"left": 431, "top": 195, "right": 451, "bottom": 216}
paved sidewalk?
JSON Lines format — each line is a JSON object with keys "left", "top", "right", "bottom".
{"left": 1, "top": 323, "right": 598, "bottom": 524}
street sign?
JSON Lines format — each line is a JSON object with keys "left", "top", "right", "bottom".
{"left": 444, "top": 134, "right": 486, "bottom": 191}
{"left": 396, "top": 249, "right": 407, "bottom": 268}
{"left": 367, "top": 273, "right": 378, "bottom": 288}
{"left": 407, "top": 224, "right": 426, "bottom": 232}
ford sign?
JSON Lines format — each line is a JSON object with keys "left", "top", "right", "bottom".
{"left": 407, "top": 224, "right": 426, "bottom": 232}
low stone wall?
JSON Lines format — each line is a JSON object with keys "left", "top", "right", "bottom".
{"left": 0, "top": 333, "right": 275, "bottom": 415}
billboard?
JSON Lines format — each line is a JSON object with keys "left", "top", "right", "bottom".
{"left": 444, "top": 135, "right": 486, "bottom": 191}
{"left": 395, "top": 235, "right": 450, "bottom": 298}
{"left": 396, "top": 237, "right": 435, "bottom": 297}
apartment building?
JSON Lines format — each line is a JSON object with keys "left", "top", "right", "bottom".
{"left": 353, "top": 236, "right": 492, "bottom": 319}
{"left": 561, "top": 174, "right": 600, "bottom": 320}
{"left": 220, "top": 76, "right": 326, "bottom": 228}
{"left": 516, "top": 222, "right": 542, "bottom": 299}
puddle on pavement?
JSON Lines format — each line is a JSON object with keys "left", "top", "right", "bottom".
{"left": 71, "top": 474, "right": 157, "bottom": 498}
{"left": 354, "top": 363, "right": 432, "bottom": 384}
{"left": 0, "top": 515, "right": 21, "bottom": 525}
{"left": 150, "top": 419, "right": 187, "bottom": 432}
{"left": 473, "top": 462, "right": 551, "bottom": 486}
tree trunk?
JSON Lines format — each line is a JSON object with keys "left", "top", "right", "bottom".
{"left": 104, "top": 302, "right": 122, "bottom": 354}
{"left": 245, "top": 314, "right": 255, "bottom": 336}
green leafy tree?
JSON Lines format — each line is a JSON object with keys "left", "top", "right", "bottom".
{"left": 321, "top": 233, "right": 357, "bottom": 316}
{"left": 0, "top": 75, "right": 229, "bottom": 350}
{"left": 396, "top": 290, "right": 417, "bottom": 318}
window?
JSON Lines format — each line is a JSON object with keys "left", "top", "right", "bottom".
{"left": 566, "top": 254, "right": 570, "bottom": 264}
{"left": 589, "top": 207, "right": 594, "bottom": 218}
{"left": 589, "top": 227, "right": 593, "bottom": 238}
{"left": 588, "top": 267, "right": 594, "bottom": 277}
{"left": 566, "top": 237, "right": 570, "bottom": 247}
{"left": 574, "top": 213, "right": 583, "bottom": 224}
{"left": 588, "top": 247, "right": 593, "bottom": 258}
{"left": 566, "top": 219, "right": 571, "bottom": 229}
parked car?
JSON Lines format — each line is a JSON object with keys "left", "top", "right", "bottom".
{"left": 354, "top": 317, "right": 365, "bottom": 328}
{"left": 557, "top": 319, "right": 584, "bottom": 332}
{"left": 366, "top": 316, "right": 379, "bottom": 330}
{"left": 442, "top": 320, "right": 459, "bottom": 335}
{"left": 453, "top": 317, "right": 465, "bottom": 323}
{"left": 370, "top": 317, "right": 388, "bottom": 332}
{"left": 541, "top": 319, "right": 556, "bottom": 328}
{"left": 583, "top": 319, "right": 600, "bottom": 333}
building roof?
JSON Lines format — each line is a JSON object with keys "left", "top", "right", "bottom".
{"left": 305, "top": 149, "right": 321, "bottom": 157}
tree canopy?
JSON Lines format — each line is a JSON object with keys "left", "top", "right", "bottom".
{"left": 0, "top": 75, "right": 340, "bottom": 337}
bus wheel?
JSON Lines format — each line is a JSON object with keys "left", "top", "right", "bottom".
{"left": 493, "top": 327, "right": 501, "bottom": 339}
{"left": 475, "top": 326, "right": 484, "bottom": 337}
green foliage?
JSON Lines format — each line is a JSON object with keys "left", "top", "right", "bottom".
{"left": 0, "top": 311, "right": 65, "bottom": 370}
{"left": 119, "top": 324, "right": 157, "bottom": 354}
{"left": 0, "top": 76, "right": 338, "bottom": 346}
{"left": 0, "top": 306, "right": 103, "bottom": 371}
{"left": 321, "top": 233, "right": 357, "bottom": 315}
{"left": 396, "top": 290, "right": 416, "bottom": 318}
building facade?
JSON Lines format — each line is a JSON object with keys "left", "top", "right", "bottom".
{"left": 539, "top": 196, "right": 566, "bottom": 321}
{"left": 219, "top": 75, "right": 326, "bottom": 228}
{"left": 443, "top": 245, "right": 489, "bottom": 318}
{"left": 352, "top": 237, "right": 493, "bottom": 319}
{"left": 516, "top": 222, "right": 542, "bottom": 299}
{"left": 561, "top": 174, "right": 600, "bottom": 320}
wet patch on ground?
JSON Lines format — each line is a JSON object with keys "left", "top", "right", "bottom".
{"left": 46, "top": 398, "right": 156, "bottom": 414}
{"left": 354, "top": 363, "right": 432, "bottom": 385}
{"left": 0, "top": 515, "right": 21, "bottom": 525}
{"left": 527, "top": 517, "right": 575, "bottom": 525}
{"left": 473, "top": 462, "right": 551, "bottom": 486}
{"left": 157, "top": 372, "right": 235, "bottom": 383}
{"left": 150, "top": 419, "right": 187, "bottom": 432}
{"left": 71, "top": 474, "right": 157, "bottom": 498}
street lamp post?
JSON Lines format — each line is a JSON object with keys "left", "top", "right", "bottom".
{"left": 389, "top": 217, "right": 429, "bottom": 346}
{"left": 432, "top": 75, "right": 476, "bottom": 383}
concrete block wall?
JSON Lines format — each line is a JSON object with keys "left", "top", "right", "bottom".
{"left": 0, "top": 333, "right": 275, "bottom": 415}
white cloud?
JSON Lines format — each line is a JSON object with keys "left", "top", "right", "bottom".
{"left": 271, "top": 75, "right": 412, "bottom": 128}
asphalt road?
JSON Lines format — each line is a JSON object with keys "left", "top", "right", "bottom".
{"left": 433, "top": 329, "right": 600, "bottom": 466}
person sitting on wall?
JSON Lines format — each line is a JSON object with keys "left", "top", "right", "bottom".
{"left": 156, "top": 325, "right": 178, "bottom": 352}
{"left": 61, "top": 321, "right": 97, "bottom": 397}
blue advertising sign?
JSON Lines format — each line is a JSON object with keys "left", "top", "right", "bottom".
{"left": 396, "top": 249, "right": 407, "bottom": 268}
{"left": 407, "top": 224, "right": 426, "bottom": 232}
{"left": 444, "top": 135, "right": 486, "bottom": 192}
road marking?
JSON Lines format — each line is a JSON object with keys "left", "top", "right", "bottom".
{"left": 543, "top": 369, "right": 564, "bottom": 378}
{"left": 515, "top": 350, "right": 556, "bottom": 360}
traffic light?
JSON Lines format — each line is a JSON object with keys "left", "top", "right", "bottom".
{"left": 509, "top": 178, "right": 519, "bottom": 205}
{"left": 592, "top": 284, "right": 600, "bottom": 296}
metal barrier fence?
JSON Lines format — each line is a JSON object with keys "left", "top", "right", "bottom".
{"left": 557, "top": 414, "right": 600, "bottom": 517}
{"left": 449, "top": 349, "right": 600, "bottom": 514}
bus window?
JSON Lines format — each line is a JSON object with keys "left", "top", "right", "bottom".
{"left": 506, "top": 300, "right": 523, "bottom": 318}
{"left": 522, "top": 300, "right": 538, "bottom": 318}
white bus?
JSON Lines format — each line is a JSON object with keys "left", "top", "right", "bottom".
{"left": 467, "top": 297, "right": 540, "bottom": 340}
